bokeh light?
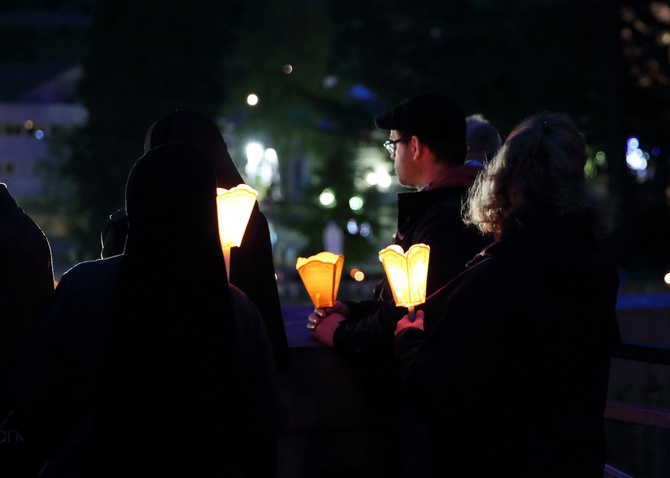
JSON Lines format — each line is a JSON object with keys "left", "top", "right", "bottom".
{"left": 319, "top": 189, "right": 336, "bottom": 207}
{"left": 350, "top": 268, "right": 365, "bottom": 282}
{"left": 349, "top": 196, "right": 364, "bottom": 211}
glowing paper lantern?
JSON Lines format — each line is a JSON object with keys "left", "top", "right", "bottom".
{"left": 296, "top": 252, "right": 345, "bottom": 308}
{"left": 379, "top": 243, "right": 430, "bottom": 321}
{"left": 216, "top": 184, "right": 258, "bottom": 279}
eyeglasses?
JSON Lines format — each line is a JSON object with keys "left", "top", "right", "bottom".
{"left": 382, "top": 135, "right": 410, "bottom": 156}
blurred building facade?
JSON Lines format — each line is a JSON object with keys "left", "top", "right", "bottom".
{"left": 0, "top": 67, "right": 86, "bottom": 199}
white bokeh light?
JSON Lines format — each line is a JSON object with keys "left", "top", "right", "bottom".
{"left": 319, "top": 189, "right": 336, "bottom": 207}
{"left": 245, "top": 142, "right": 264, "bottom": 172}
{"left": 377, "top": 171, "right": 392, "bottom": 188}
{"left": 349, "top": 196, "right": 364, "bottom": 211}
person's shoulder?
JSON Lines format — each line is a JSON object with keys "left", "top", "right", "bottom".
{"left": 229, "top": 284, "right": 263, "bottom": 321}
{"left": 60, "top": 256, "right": 123, "bottom": 287}
{"left": 410, "top": 187, "right": 469, "bottom": 220}
{"left": 411, "top": 184, "right": 468, "bottom": 203}
{"left": 228, "top": 283, "right": 271, "bottom": 341}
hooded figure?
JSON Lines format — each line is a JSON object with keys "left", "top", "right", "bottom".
{"left": 101, "top": 110, "right": 290, "bottom": 372}
{"left": 13, "top": 144, "right": 286, "bottom": 477}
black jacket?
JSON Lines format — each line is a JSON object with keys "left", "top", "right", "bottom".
{"left": 12, "top": 257, "right": 285, "bottom": 478}
{"left": 101, "top": 110, "right": 290, "bottom": 372}
{"left": 15, "top": 144, "right": 286, "bottom": 477}
{"left": 0, "top": 183, "right": 54, "bottom": 477}
{"left": 395, "top": 216, "right": 621, "bottom": 477}
{"left": 100, "top": 203, "right": 290, "bottom": 373}
{"left": 334, "top": 169, "right": 491, "bottom": 359}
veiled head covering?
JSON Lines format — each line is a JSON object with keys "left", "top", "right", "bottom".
{"left": 140, "top": 110, "right": 290, "bottom": 372}
{"left": 144, "top": 109, "right": 243, "bottom": 188}
{"left": 94, "top": 143, "right": 239, "bottom": 476}
{"left": 142, "top": 110, "right": 291, "bottom": 372}
{"left": 125, "top": 141, "right": 220, "bottom": 259}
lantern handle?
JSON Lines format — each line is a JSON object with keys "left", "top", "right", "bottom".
{"left": 408, "top": 305, "right": 415, "bottom": 323}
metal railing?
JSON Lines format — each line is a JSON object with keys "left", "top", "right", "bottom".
{"left": 603, "top": 340, "right": 670, "bottom": 478}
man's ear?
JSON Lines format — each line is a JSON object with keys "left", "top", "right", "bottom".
{"left": 411, "top": 135, "right": 422, "bottom": 160}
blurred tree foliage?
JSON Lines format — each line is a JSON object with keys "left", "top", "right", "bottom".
{"left": 55, "top": 0, "right": 670, "bottom": 272}
{"left": 63, "top": 0, "right": 242, "bottom": 257}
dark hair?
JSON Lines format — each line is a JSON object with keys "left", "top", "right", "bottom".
{"left": 466, "top": 114, "right": 502, "bottom": 160}
{"left": 464, "top": 112, "right": 612, "bottom": 237}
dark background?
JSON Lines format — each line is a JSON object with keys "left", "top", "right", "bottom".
{"left": 2, "top": 0, "right": 670, "bottom": 285}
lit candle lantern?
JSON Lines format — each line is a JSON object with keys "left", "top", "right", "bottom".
{"left": 378, "top": 243, "right": 430, "bottom": 321}
{"left": 296, "top": 252, "right": 345, "bottom": 308}
{"left": 216, "top": 184, "right": 258, "bottom": 280}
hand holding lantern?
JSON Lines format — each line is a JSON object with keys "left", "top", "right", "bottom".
{"left": 216, "top": 184, "right": 258, "bottom": 280}
{"left": 296, "top": 252, "right": 344, "bottom": 308}
{"left": 378, "top": 243, "right": 430, "bottom": 321}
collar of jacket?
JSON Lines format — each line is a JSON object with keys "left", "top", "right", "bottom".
{"left": 395, "top": 185, "right": 469, "bottom": 235}
{"left": 421, "top": 163, "right": 483, "bottom": 191}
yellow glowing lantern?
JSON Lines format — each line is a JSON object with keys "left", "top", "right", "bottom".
{"left": 379, "top": 243, "right": 430, "bottom": 321}
{"left": 216, "top": 184, "right": 258, "bottom": 279}
{"left": 296, "top": 252, "right": 345, "bottom": 308}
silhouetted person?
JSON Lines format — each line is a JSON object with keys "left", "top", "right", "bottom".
{"left": 0, "top": 183, "right": 54, "bottom": 477}
{"left": 13, "top": 144, "right": 286, "bottom": 477}
{"left": 101, "top": 110, "right": 290, "bottom": 372}
{"left": 394, "top": 112, "right": 620, "bottom": 477}
{"left": 465, "top": 113, "right": 502, "bottom": 165}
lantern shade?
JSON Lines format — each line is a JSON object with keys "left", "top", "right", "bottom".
{"left": 378, "top": 243, "right": 430, "bottom": 308}
{"left": 296, "top": 252, "right": 344, "bottom": 308}
{"left": 216, "top": 185, "right": 258, "bottom": 249}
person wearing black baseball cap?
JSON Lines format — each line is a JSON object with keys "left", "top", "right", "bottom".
{"left": 307, "top": 91, "right": 492, "bottom": 476}
{"left": 309, "top": 91, "right": 490, "bottom": 349}
{"left": 375, "top": 91, "right": 468, "bottom": 189}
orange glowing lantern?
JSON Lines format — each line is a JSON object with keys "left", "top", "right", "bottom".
{"left": 378, "top": 243, "right": 430, "bottom": 321}
{"left": 216, "top": 184, "right": 258, "bottom": 279}
{"left": 296, "top": 252, "right": 345, "bottom": 308}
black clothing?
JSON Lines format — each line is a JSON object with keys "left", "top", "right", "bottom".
{"left": 14, "top": 145, "right": 285, "bottom": 477}
{"left": 332, "top": 164, "right": 491, "bottom": 478}
{"left": 13, "top": 257, "right": 284, "bottom": 478}
{"left": 395, "top": 216, "right": 621, "bottom": 477}
{"left": 334, "top": 165, "right": 491, "bottom": 359}
{"left": 0, "top": 183, "right": 54, "bottom": 477}
{"left": 101, "top": 110, "right": 290, "bottom": 372}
